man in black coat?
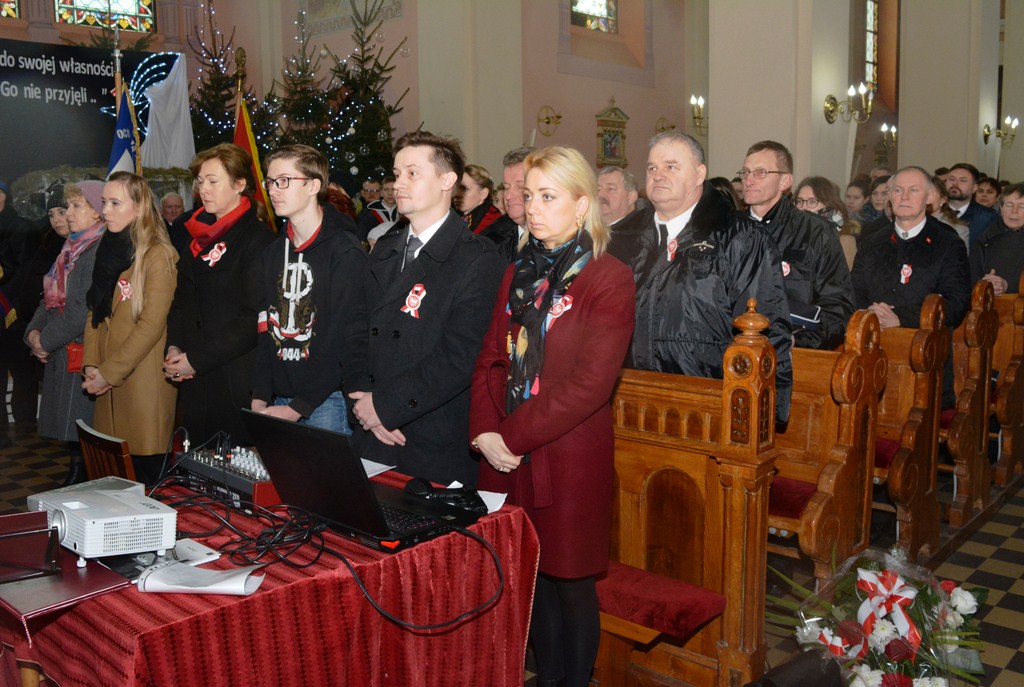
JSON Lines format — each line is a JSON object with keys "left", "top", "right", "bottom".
{"left": 0, "top": 180, "right": 42, "bottom": 436}
{"left": 628, "top": 131, "right": 793, "bottom": 422}
{"left": 852, "top": 166, "right": 971, "bottom": 331}
{"left": 945, "top": 163, "right": 997, "bottom": 245}
{"left": 351, "top": 131, "right": 504, "bottom": 487}
{"left": 740, "top": 140, "right": 854, "bottom": 350}
{"left": 480, "top": 146, "right": 532, "bottom": 264}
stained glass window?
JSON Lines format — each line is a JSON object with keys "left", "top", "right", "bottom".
{"left": 1, "top": 1, "right": 19, "bottom": 19}
{"left": 571, "top": 0, "right": 617, "bottom": 34}
{"left": 55, "top": 0, "right": 154, "bottom": 33}
{"left": 865, "top": 0, "right": 878, "bottom": 89}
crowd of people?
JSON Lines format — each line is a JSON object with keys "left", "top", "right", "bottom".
{"left": 1, "top": 128, "right": 1023, "bottom": 687}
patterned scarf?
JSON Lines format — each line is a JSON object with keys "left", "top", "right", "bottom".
{"left": 184, "top": 196, "right": 251, "bottom": 257}
{"left": 43, "top": 221, "right": 104, "bottom": 310}
{"left": 505, "top": 230, "right": 593, "bottom": 415}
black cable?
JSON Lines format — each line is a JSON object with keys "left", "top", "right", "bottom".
{"left": 321, "top": 525, "right": 505, "bottom": 632}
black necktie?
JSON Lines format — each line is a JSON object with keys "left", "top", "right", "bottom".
{"left": 658, "top": 223, "right": 668, "bottom": 254}
{"left": 403, "top": 235, "right": 422, "bottom": 271}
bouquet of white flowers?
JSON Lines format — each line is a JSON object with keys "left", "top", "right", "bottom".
{"left": 771, "top": 549, "right": 986, "bottom": 687}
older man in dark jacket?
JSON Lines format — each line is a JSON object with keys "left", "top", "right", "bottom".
{"left": 740, "top": 141, "right": 854, "bottom": 350}
{"left": 629, "top": 132, "right": 792, "bottom": 422}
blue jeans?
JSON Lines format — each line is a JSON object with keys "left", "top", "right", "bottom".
{"left": 273, "top": 390, "right": 352, "bottom": 436}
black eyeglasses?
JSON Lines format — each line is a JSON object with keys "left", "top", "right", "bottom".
{"left": 793, "top": 198, "right": 822, "bottom": 209}
{"left": 736, "top": 169, "right": 786, "bottom": 180}
{"left": 263, "top": 176, "right": 313, "bottom": 191}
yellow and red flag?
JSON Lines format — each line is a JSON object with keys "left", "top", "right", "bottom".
{"left": 234, "top": 98, "right": 275, "bottom": 226}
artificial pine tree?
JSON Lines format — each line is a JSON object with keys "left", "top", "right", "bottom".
{"left": 324, "top": 0, "right": 409, "bottom": 179}
{"left": 188, "top": 0, "right": 275, "bottom": 153}
{"left": 274, "top": 12, "right": 335, "bottom": 150}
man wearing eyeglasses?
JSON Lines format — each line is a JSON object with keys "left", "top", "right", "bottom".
{"left": 629, "top": 131, "right": 793, "bottom": 423}
{"left": 250, "top": 144, "right": 371, "bottom": 434}
{"left": 741, "top": 140, "right": 853, "bottom": 350}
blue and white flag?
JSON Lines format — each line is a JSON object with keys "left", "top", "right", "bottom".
{"left": 108, "top": 85, "right": 141, "bottom": 177}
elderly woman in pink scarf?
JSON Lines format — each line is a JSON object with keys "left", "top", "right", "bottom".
{"left": 25, "top": 181, "right": 105, "bottom": 486}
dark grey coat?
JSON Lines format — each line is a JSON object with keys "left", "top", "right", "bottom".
{"left": 24, "top": 240, "right": 99, "bottom": 441}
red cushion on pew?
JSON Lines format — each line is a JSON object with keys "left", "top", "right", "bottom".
{"left": 939, "top": 408, "right": 956, "bottom": 430}
{"left": 596, "top": 560, "right": 726, "bottom": 642}
{"left": 875, "top": 438, "right": 901, "bottom": 470}
{"left": 768, "top": 476, "right": 817, "bottom": 520}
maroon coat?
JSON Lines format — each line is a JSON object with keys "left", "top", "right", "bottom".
{"left": 470, "top": 252, "right": 635, "bottom": 577}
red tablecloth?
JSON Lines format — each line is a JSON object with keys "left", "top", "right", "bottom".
{"left": 0, "top": 483, "right": 539, "bottom": 686}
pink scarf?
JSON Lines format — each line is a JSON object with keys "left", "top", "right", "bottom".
{"left": 43, "top": 222, "right": 105, "bottom": 310}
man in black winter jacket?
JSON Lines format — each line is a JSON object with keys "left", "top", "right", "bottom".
{"left": 852, "top": 166, "right": 971, "bottom": 330}
{"left": 628, "top": 132, "right": 793, "bottom": 423}
{"left": 740, "top": 140, "right": 854, "bottom": 350}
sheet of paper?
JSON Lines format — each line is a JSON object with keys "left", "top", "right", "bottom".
{"left": 136, "top": 560, "right": 265, "bottom": 596}
{"left": 361, "top": 459, "right": 396, "bottom": 478}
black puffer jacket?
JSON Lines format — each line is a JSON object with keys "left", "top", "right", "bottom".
{"left": 630, "top": 185, "right": 793, "bottom": 422}
{"left": 745, "top": 198, "right": 854, "bottom": 350}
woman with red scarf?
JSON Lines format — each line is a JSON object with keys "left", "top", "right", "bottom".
{"left": 163, "top": 144, "right": 274, "bottom": 445}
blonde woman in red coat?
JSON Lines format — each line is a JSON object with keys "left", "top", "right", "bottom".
{"left": 470, "top": 147, "right": 635, "bottom": 687}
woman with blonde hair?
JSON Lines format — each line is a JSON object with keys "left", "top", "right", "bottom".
{"left": 83, "top": 171, "right": 178, "bottom": 484}
{"left": 458, "top": 163, "right": 503, "bottom": 234}
{"left": 470, "top": 146, "right": 635, "bottom": 687}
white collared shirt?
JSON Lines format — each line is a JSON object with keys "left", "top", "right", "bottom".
{"left": 407, "top": 214, "right": 447, "bottom": 259}
{"left": 657, "top": 204, "right": 698, "bottom": 242}
{"left": 894, "top": 217, "right": 927, "bottom": 241}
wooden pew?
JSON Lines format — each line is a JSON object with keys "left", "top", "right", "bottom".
{"left": 873, "top": 295, "right": 947, "bottom": 561}
{"left": 595, "top": 302, "right": 777, "bottom": 687}
{"left": 941, "top": 280, "right": 999, "bottom": 526}
{"left": 769, "top": 310, "right": 886, "bottom": 584}
{"left": 992, "top": 274, "right": 1024, "bottom": 486}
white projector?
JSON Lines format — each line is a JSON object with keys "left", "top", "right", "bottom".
{"left": 33, "top": 489, "right": 177, "bottom": 567}
{"left": 27, "top": 475, "right": 144, "bottom": 511}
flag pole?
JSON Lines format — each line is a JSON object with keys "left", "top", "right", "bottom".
{"left": 111, "top": 1, "right": 121, "bottom": 112}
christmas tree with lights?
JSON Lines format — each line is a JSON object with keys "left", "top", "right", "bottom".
{"left": 323, "top": 0, "right": 409, "bottom": 179}
{"left": 188, "top": 0, "right": 276, "bottom": 153}
{"left": 273, "top": 12, "right": 336, "bottom": 150}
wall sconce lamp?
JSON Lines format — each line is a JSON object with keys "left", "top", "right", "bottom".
{"left": 880, "top": 123, "right": 897, "bottom": 149}
{"left": 823, "top": 82, "right": 874, "bottom": 124}
{"left": 536, "top": 106, "right": 562, "bottom": 137}
{"left": 983, "top": 116, "right": 1019, "bottom": 147}
{"left": 689, "top": 95, "right": 707, "bottom": 135}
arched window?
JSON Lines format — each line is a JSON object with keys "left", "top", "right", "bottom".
{"left": 571, "top": 0, "right": 617, "bottom": 34}
{"left": 865, "top": 0, "right": 879, "bottom": 89}
{"left": 54, "top": 0, "right": 154, "bottom": 32}
{"left": 1, "top": 1, "right": 19, "bottom": 19}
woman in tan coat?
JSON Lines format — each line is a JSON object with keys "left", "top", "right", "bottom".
{"left": 83, "top": 172, "right": 178, "bottom": 484}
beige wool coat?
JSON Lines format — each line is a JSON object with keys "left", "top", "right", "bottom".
{"left": 83, "top": 244, "right": 178, "bottom": 455}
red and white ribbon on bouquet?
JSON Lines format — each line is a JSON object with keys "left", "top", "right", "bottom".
{"left": 856, "top": 568, "right": 923, "bottom": 656}
{"left": 817, "top": 626, "right": 867, "bottom": 660}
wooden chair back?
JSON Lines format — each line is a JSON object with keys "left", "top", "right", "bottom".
{"left": 601, "top": 301, "right": 776, "bottom": 687}
{"left": 76, "top": 419, "right": 136, "bottom": 482}
{"left": 992, "top": 274, "right": 1024, "bottom": 485}
{"left": 944, "top": 280, "right": 998, "bottom": 525}
{"left": 772, "top": 310, "right": 886, "bottom": 582}
{"left": 874, "top": 295, "right": 947, "bottom": 561}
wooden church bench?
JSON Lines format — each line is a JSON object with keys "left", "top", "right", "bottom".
{"left": 769, "top": 310, "right": 886, "bottom": 584}
{"left": 594, "top": 301, "right": 777, "bottom": 687}
{"left": 939, "top": 280, "right": 998, "bottom": 526}
{"left": 991, "top": 274, "right": 1024, "bottom": 486}
{"left": 873, "top": 294, "right": 946, "bottom": 561}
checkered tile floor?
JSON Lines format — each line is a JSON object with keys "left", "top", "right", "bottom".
{"left": 2, "top": 419, "right": 1022, "bottom": 686}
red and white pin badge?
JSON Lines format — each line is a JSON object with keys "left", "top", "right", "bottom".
{"left": 117, "top": 278, "right": 132, "bottom": 301}
{"left": 666, "top": 238, "right": 678, "bottom": 262}
{"left": 201, "top": 242, "right": 227, "bottom": 267}
{"left": 401, "top": 284, "right": 426, "bottom": 318}
{"left": 782, "top": 261, "right": 791, "bottom": 277}
{"left": 547, "top": 295, "right": 574, "bottom": 331}
{"left": 900, "top": 264, "right": 912, "bottom": 284}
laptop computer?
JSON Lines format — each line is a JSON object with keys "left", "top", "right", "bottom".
{"left": 240, "top": 410, "right": 480, "bottom": 552}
